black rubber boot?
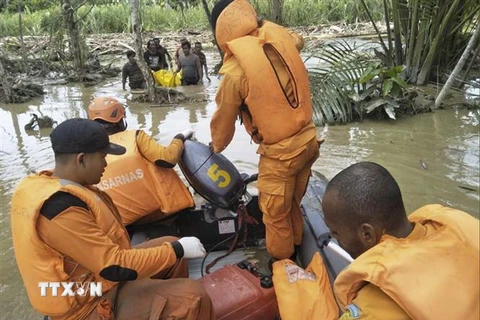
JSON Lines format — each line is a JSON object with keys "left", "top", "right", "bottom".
{"left": 268, "top": 257, "right": 278, "bottom": 274}
{"left": 268, "top": 245, "right": 301, "bottom": 273}
{"left": 289, "top": 244, "right": 301, "bottom": 263}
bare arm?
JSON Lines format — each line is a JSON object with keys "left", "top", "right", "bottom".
{"left": 144, "top": 51, "right": 150, "bottom": 66}
{"left": 165, "top": 49, "right": 172, "bottom": 62}
{"left": 204, "top": 60, "right": 210, "bottom": 81}
{"left": 175, "top": 58, "right": 182, "bottom": 73}
{"left": 196, "top": 56, "right": 203, "bottom": 81}
{"left": 122, "top": 64, "right": 128, "bottom": 90}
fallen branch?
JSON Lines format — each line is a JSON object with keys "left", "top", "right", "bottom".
{"left": 118, "top": 42, "right": 135, "bottom": 52}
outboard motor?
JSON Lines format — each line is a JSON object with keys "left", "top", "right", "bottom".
{"left": 127, "top": 139, "right": 263, "bottom": 252}
{"left": 179, "top": 139, "right": 246, "bottom": 210}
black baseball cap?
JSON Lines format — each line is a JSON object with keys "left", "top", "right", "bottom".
{"left": 50, "top": 118, "right": 126, "bottom": 155}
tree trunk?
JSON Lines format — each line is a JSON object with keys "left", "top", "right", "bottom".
{"left": 416, "top": 0, "right": 462, "bottom": 85}
{"left": 201, "top": 0, "right": 211, "bottom": 24}
{"left": 382, "top": 0, "right": 394, "bottom": 66}
{"left": 18, "top": 1, "right": 29, "bottom": 73}
{"left": 269, "top": 0, "right": 284, "bottom": 24}
{"left": 201, "top": 0, "right": 224, "bottom": 64}
{"left": 130, "top": 0, "right": 155, "bottom": 100}
{"left": 459, "top": 41, "right": 480, "bottom": 88}
{"left": 62, "top": 0, "right": 84, "bottom": 72}
{"left": 391, "top": 0, "right": 403, "bottom": 65}
{"left": 0, "top": 57, "right": 12, "bottom": 103}
{"left": 435, "top": 24, "right": 480, "bottom": 108}
{"left": 405, "top": 0, "right": 419, "bottom": 71}
{"left": 359, "top": 0, "right": 390, "bottom": 61}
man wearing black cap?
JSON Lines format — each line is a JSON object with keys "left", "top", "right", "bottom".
{"left": 10, "top": 118, "right": 215, "bottom": 320}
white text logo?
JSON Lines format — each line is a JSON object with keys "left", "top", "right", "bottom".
{"left": 38, "top": 282, "right": 102, "bottom": 297}
{"left": 97, "top": 168, "right": 144, "bottom": 190}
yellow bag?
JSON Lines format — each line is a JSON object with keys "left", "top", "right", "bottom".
{"left": 272, "top": 252, "right": 339, "bottom": 320}
{"left": 153, "top": 69, "right": 181, "bottom": 87}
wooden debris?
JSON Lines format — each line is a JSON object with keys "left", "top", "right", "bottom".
{"left": 458, "top": 185, "right": 478, "bottom": 192}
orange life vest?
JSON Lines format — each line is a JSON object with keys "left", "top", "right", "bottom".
{"left": 225, "top": 20, "right": 313, "bottom": 145}
{"left": 10, "top": 171, "right": 129, "bottom": 317}
{"left": 334, "top": 204, "right": 480, "bottom": 320}
{"left": 272, "top": 252, "right": 339, "bottom": 320}
{"left": 97, "top": 130, "right": 194, "bottom": 225}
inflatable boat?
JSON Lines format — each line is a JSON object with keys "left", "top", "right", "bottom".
{"left": 125, "top": 139, "right": 353, "bottom": 319}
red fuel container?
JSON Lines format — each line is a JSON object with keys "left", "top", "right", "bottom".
{"left": 199, "top": 263, "right": 280, "bottom": 320}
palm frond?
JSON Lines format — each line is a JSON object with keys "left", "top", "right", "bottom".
{"left": 308, "top": 40, "right": 381, "bottom": 125}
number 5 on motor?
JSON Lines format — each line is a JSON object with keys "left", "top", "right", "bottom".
{"left": 207, "top": 163, "right": 231, "bottom": 188}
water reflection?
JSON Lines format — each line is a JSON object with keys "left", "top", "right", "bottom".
{"left": 315, "top": 111, "right": 479, "bottom": 216}
{"left": 0, "top": 49, "right": 479, "bottom": 318}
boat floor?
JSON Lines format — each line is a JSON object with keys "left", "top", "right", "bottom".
{"left": 187, "top": 245, "right": 272, "bottom": 279}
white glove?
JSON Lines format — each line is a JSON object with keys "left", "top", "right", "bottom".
{"left": 178, "top": 237, "right": 206, "bottom": 258}
{"left": 179, "top": 128, "right": 194, "bottom": 140}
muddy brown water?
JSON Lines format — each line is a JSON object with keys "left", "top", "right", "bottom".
{"left": 0, "top": 52, "right": 479, "bottom": 319}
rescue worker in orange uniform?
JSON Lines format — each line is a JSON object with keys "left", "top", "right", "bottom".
{"left": 272, "top": 162, "right": 479, "bottom": 320}
{"left": 209, "top": 0, "right": 323, "bottom": 264}
{"left": 87, "top": 97, "right": 195, "bottom": 227}
{"left": 10, "top": 118, "right": 216, "bottom": 320}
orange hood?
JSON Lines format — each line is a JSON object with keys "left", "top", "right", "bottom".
{"left": 215, "top": 0, "right": 259, "bottom": 55}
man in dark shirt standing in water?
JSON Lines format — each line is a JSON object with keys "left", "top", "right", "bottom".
{"left": 193, "top": 42, "right": 211, "bottom": 83}
{"left": 176, "top": 41, "right": 202, "bottom": 86}
{"left": 144, "top": 40, "right": 164, "bottom": 72}
{"left": 153, "top": 37, "right": 173, "bottom": 69}
{"left": 122, "top": 50, "right": 146, "bottom": 91}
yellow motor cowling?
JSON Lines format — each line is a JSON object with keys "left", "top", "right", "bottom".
{"left": 179, "top": 139, "right": 246, "bottom": 210}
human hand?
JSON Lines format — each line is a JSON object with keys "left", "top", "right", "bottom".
{"left": 178, "top": 237, "right": 206, "bottom": 258}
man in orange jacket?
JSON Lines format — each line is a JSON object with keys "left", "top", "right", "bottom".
{"left": 272, "top": 162, "right": 479, "bottom": 320}
{"left": 208, "top": 0, "right": 322, "bottom": 265}
{"left": 10, "top": 118, "right": 215, "bottom": 320}
{"left": 88, "top": 97, "right": 195, "bottom": 229}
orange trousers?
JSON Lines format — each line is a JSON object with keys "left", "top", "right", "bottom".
{"left": 258, "top": 138, "right": 320, "bottom": 260}
{"left": 85, "top": 237, "right": 216, "bottom": 320}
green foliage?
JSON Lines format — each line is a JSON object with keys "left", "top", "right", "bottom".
{"left": 249, "top": 0, "right": 384, "bottom": 25}
{"left": 309, "top": 41, "right": 409, "bottom": 125}
{"left": 360, "top": 0, "right": 480, "bottom": 85}
{"left": 359, "top": 64, "right": 407, "bottom": 98}
{"left": 0, "top": 0, "right": 387, "bottom": 37}
{"left": 1, "top": 0, "right": 56, "bottom": 13}
{"left": 81, "top": 5, "right": 132, "bottom": 34}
